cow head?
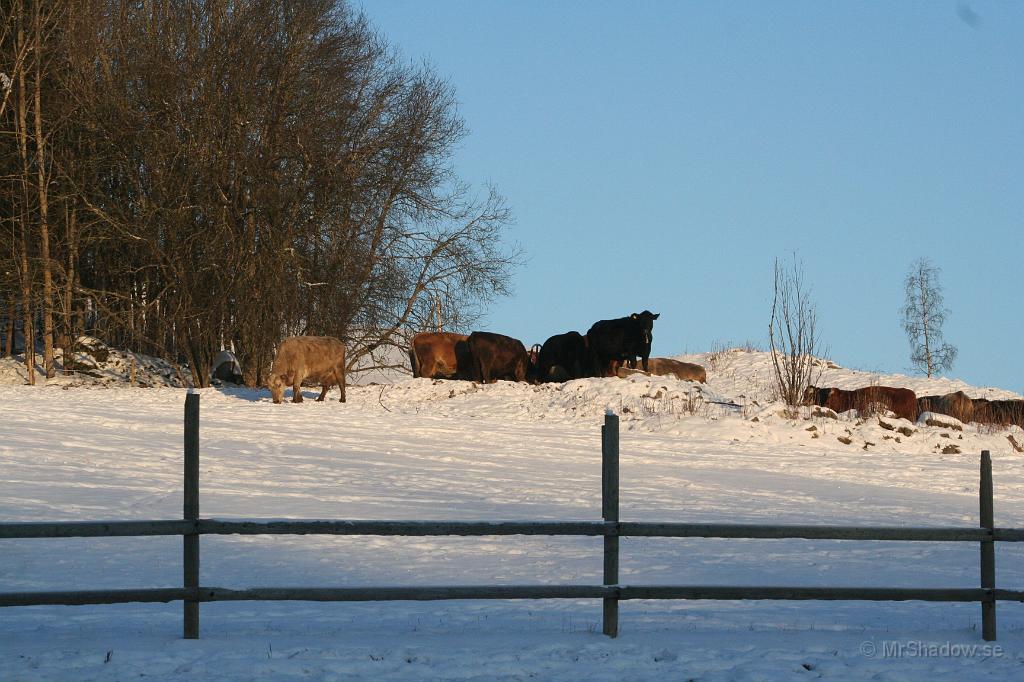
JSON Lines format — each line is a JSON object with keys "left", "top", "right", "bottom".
{"left": 268, "top": 373, "right": 289, "bottom": 404}
{"left": 630, "top": 310, "right": 660, "bottom": 347}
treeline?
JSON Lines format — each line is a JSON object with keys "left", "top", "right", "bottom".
{"left": 1, "top": 0, "right": 516, "bottom": 387}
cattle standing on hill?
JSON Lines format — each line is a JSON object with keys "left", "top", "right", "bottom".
{"left": 536, "top": 331, "right": 590, "bottom": 382}
{"left": 971, "top": 398, "right": 993, "bottom": 425}
{"left": 918, "top": 391, "right": 975, "bottom": 423}
{"left": 409, "top": 332, "right": 472, "bottom": 380}
{"left": 268, "top": 336, "right": 346, "bottom": 404}
{"left": 805, "top": 385, "right": 918, "bottom": 422}
{"left": 912, "top": 393, "right": 1024, "bottom": 429}
{"left": 467, "top": 331, "right": 532, "bottom": 383}
{"left": 587, "top": 310, "right": 660, "bottom": 377}
{"left": 969, "top": 398, "right": 1022, "bottom": 428}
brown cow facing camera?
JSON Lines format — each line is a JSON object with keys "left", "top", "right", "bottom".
{"left": 268, "top": 336, "right": 346, "bottom": 404}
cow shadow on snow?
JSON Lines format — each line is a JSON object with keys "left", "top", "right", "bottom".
{"left": 207, "top": 383, "right": 352, "bottom": 404}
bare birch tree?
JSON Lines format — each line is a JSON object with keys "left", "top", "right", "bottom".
{"left": 902, "top": 258, "right": 956, "bottom": 377}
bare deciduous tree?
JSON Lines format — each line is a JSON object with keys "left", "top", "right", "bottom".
{"left": 2, "top": 0, "right": 68, "bottom": 383}
{"left": 768, "top": 255, "right": 826, "bottom": 409}
{"left": 902, "top": 257, "right": 956, "bottom": 378}
{"left": 32, "top": 0, "right": 520, "bottom": 387}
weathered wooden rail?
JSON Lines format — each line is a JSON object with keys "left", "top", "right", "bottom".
{"left": 1, "top": 393, "right": 1019, "bottom": 641}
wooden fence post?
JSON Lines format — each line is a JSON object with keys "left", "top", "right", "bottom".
{"left": 183, "top": 392, "right": 200, "bottom": 639}
{"left": 602, "top": 411, "right": 620, "bottom": 637}
{"left": 980, "top": 449, "right": 996, "bottom": 641}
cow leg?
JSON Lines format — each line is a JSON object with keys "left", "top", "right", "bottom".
{"left": 474, "top": 355, "right": 487, "bottom": 383}
{"left": 292, "top": 380, "right": 303, "bottom": 403}
{"left": 641, "top": 355, "right": 649, "bottom": 373}
{"left": 316, "top": 383, "right": 329, "bottom": 401}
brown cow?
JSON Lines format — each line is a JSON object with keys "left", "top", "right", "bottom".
{"left": 918, "top": 391, "right": 975, "bottom": 423}
{"left": 616, "top": 358, "right": 707, "bottom": 383}
{"left": 986, "top": 399, "right": 1024, "bottom": 428}
{"left": 646, "top": 358, "right": 707, "bottom": 383}
{"left": 971, "top": 398, "right": 991, "bottom": 423}
{"left": 961, "top": 398, "right": 1024, "bottom": 429}
{"left": 467, "top": 331, "right": 531, "bottom": 383}
{"left": 806, "top": 385, "right": 918, "bottom": 422}
{"left": 267, "top": 336, "right": 346, "bottom": 404}
{"left": 409, "top": 332, "right": 472, "bottom": 380}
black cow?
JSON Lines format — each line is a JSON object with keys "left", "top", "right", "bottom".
{"left": 536, "top": 331, "right": 590, "bottom": 382}
{"left": 467, "top": 331, "right": 532, "bottom": 383}
{"left": 586, "top": 310, "right": 660, "bottom": 377}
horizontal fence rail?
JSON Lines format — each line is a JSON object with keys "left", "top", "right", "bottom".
{"left": 6, "top": 519, "right": 1024, "bottom": 542}
{"left": 0, "top": 395, "right": 1017, "bottom": 641}
{"left": 8, "top": 585, "right": 1024, "bottom": 609}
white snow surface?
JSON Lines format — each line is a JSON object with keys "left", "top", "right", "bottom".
{"left": 3, "top": 349, "right": 1024, "bottom": 680}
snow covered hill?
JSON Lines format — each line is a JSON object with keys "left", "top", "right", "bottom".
{"left": 2, "top": 348, "right": 1024, "bottom": 679}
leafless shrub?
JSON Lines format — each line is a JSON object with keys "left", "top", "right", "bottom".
{"left": 625, "top": 386, "right": 711, "bottom": 420}
{"left": 858, "top": 401, "right": 894, "bottom": 419}
{"left": 707, "top": 340, "right": 731, "bottom": 370}
{"left": 708, "top": 339, "right": 763, "bottom": 372}
{"left": 679, "top": 388, "right": 705, "bottom": 416}
{"left": 768, "top": 255, "right": 826, "bottom": 408}
{"left": 977, "top": 421, "right": 1018, "bottom": 436}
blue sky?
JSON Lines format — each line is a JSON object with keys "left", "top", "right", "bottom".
{"left": 359, "top": 1, "right": 1023, "bottom": 392}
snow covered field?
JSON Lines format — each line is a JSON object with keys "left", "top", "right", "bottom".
{"left": 3, "top": 350, "right": 1024, "bottom": 680}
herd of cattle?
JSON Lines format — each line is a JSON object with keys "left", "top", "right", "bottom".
{"left": 408, "top": 310, "right": 703, "bottom": 384}
{"left": 265, "top": 310, "right": 708, "bottom": 404}
{"left": 261, "top": 316, "right": 1024, "bottom": 431}
{"left": 804, "top": 385, "right": 1024, "bottom": 429}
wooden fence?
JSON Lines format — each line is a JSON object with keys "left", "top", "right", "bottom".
{"left": 2, "top": 393, "right": 1022, "bottom": 640}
